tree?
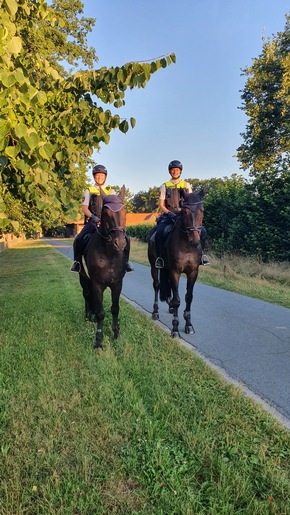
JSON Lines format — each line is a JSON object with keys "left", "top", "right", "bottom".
{"left": 0, "top": 0, "right": 175, "bottom": 234}
{"left": 237, "top": 13, "right": 290, "bottom": 175}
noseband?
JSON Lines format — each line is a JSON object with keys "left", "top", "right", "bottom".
{"left": 181, "top": 200, "right": 203, "bottom": 236}
{"left": 98, "top": 203, "right": 126, "bottom": 242}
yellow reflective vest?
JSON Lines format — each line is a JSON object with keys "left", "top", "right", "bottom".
{"left": 164, "top": 180, "right": 189, "bottom": 211}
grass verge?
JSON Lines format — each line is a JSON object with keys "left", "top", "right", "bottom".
{"left": 1, "top": 241, "right": 290, "bottom": 514}
{"left": 128, "top": 238, "right": 290, "bottom": 309}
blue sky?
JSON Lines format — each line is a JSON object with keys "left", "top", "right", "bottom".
{"left": 81, "top": 1, "right": 289, "bottom": 193}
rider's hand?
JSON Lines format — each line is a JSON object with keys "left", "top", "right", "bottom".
{"left": 90, "top": 214, "right": 100, "bottom": 224}
{"left": 167, "top": 212, "right": 176, "bottom": 219}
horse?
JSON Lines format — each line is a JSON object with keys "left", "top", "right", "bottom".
{"left": 148, "top": 189, "right": 205, "bottom": 338}
{"left": 79, "top": 185, "right": 127, "bottom": 349}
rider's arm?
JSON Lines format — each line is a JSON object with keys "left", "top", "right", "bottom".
{"left": 82, "top": 189, "right": 93, "bottom": 219}
{"left": 159, "top": 184, "right": 170, "bottom": 213}
{"left": 159, "top": 199, "right": 170, "bottom": 213}
{"left": 82, "top": 204, "right": 92, "bottom": 218}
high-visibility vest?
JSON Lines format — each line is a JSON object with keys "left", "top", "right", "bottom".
{"left": 87, "top": 185, "right": 112, "bottom": 219}
{"left": 164, "top": 180, "right": 189, "bottom": 211}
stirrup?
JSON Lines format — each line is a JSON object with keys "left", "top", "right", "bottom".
{"left": 70, "top": 261, "right": 81, "bottom": 273}
{"left": 201, "top": 254, "right": 210, "bottom": 266}
{"left": 155, "top": 257, "right": 164, "bottom": 269}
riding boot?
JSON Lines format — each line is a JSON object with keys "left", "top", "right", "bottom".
{"left": 125, "top": 235, "right": 134, "bottom": 272}
{"left": 201, "top": 253, "right": 210, "bottom": 266}
{"left": 70, "top": 235, "right": 82, "bottom": 272}
{"left": 71, "top": 260, "right": 81, "bottom": 272}
{"left": 200, "top": 227, "right": 210, "bottom": 266}
{"left": 154, "top": 234, "right": 164, "bottom": 269}
{"left": 125, "top": 261, "right": 134, "bottom": 272}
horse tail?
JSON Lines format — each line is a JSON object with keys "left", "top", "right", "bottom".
{"left": 159, "top": 268, "right": 171, "bottom": 302}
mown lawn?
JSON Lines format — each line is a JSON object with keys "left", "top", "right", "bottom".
{"left": 0, "top": 241, "right": 290, "bottom": 514}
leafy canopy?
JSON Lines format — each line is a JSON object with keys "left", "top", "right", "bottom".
{"left": 237, "top": 13, "right": 290, "bottom": 176}
{"left": 0, "top": 0, "right": 176, "bottom": 234}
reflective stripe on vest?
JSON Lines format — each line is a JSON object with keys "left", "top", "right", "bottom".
{"left": 164, "top": 180, "right": 188, "bottom": 211}
{"left": 88, "top": 185, "right": 112, "bottom": 195}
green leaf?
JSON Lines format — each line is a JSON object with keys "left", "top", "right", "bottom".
{"left": 14, "top": 122, "right": 28, "bottom": 139}
{"left": 0, "top": 120, "right": 11, "bottom": 138}
{"left": 38, "top": 142, "right": 54, "bottom": 160}
{"left": 4, "top": 145, "right": 20, "bottom": 159}
{"left": 35, "top": 170, "right": 49, "bottom": 184}
{"left": 119, "top": 120, "right": 129, "bottom": 134}
{"left": 0, "top": 71, "right": 16, "bottom": 88}
{"left": 23, "top": 131, "right": 40, "bottom": 151}
{"left": 130, "top": 117, "right": 136, "bottom": 129}
{"left": 4, "top": 0, "right": 18, "bottom": 17}
{"left": 11, "top": 220, "right": 20, "bottom": 231}
{"left": 56, "top": 151, "right": 64, "bottom": 162}
{"left": 7, "top": 36, "right": 22, "bottom": 55}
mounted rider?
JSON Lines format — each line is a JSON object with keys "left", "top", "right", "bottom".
{"left": 154, "top": 160, "right": 210, "bottom": 268}
{"left": 70, "top": 164, "right": 134, "bottom": 273}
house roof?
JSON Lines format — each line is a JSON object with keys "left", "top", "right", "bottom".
{"left": 67, "top": 212, "right": 158, "bottom": 227}
{"left": 126, "top": 213, "right": 157, "bottom": 226}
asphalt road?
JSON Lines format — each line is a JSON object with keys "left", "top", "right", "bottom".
{"left": 45, "top": 239, "right": 290, "bottom": 430}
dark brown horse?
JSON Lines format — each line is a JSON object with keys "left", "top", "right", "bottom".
{"left": 79, "top": 186, "right": 127, "bottom": 349}
{"left": 148, "top": 190, "right": 205, "bottom": 338}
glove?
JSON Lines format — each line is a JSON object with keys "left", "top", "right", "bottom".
{"left": 167, "top": 212, "right": 176, "bottom": 219}
{"left": 90, "top": 214, "right": 100, "bottom": 224}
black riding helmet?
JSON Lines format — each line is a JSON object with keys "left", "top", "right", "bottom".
{"left": 92, "top": 164, "right": 107, "bottom": 176}
{"left": 168, "top": 160, "right": 183, "bottom": 171}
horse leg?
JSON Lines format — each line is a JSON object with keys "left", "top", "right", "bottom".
{"left": 110, "top": 281, "right": 122, "bottom": 339}
{"left": 151, "top": 267, "right": 160, "bottom": 321}
{"left": 168, "top": 274, "right": 181, "bottom": 338}
{"left": 91, "top": 282, "right": 105, "bottom": 349}
{"left": 183, "top": 271, "right": 198, "bottom": 334}
{"left": 79, "top": 275, "right": 94, "bottom": 321}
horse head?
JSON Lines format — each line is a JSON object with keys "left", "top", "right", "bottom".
{"left": 99, "top": 185, "right": 127, "bottom": 251}
{"left": 180, "top": 190, "right": 204, "bottom": 246}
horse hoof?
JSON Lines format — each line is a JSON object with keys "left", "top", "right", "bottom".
{"left": 168, "top": 307, "right": 174, "bottom": 314}
{"left": 171, "top": 331, "right": 180, "bottom": 338}
{"left": 152, "top": 313, "right": 159, "bottom": 321}
{"left": 94, "top": 342, "right": 103, "bottom": 351}
{"left": 185, "top": 325, "right": 195, "bottom": 335}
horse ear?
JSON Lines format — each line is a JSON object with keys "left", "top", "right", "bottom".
{"left": 119, "top": 184, "right": 126, "bottom": 200}
{"left": 198, "top": 188, "right": 206, "bottom": 199}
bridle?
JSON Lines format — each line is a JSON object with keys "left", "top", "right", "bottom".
{"left": 180, "top": 201, "right": 203, "bottom": 237}
{"left": 97, "top": 204, "right": 126, "bottom": 242}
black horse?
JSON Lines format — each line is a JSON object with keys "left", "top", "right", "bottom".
{"left": 79, "top": 186, "right": 127, "bottom": 349}
{"left": 148, "top": 190, "right": 205, "bottom": 337}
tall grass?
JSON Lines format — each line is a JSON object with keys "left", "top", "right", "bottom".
{"left": 128, "top": 238, "right": 290, "bottom": 309}
{"left": 1, "top": 241, "right": 290, "bottom": 514}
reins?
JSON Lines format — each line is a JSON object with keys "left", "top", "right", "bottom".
{"left": 96, "top": 226, "right": 126, "bottom": 242}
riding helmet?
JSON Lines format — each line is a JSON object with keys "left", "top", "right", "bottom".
{"left": 92, "top": 164, "right": 107, "bottom": 176}
{"left": 168, "top": 160, "right": 183, "bottom": 171}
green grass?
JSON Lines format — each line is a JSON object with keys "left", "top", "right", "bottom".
{"left": 1, "top": 241, "right": 290, "bottom": 514}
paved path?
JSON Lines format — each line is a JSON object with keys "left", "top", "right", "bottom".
{"left": 45, "top": 239, "right": 290, "bottom": 429}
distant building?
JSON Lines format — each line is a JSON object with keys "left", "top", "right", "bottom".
{"left": 126, "top": 213, "right": 157, "bottom": 226}
{"left": 66, "top": 212, "right": 157, "bottom": 237}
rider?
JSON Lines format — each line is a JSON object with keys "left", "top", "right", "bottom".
{"left": 155, "top": 160, "right": 210, "bottom": 268}
{"left": 70, "top": 164, "right": 134, "bottom": 273}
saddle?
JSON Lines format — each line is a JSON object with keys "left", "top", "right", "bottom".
{"left": 150, "top": 213, "right": 177, "bottom": 255}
